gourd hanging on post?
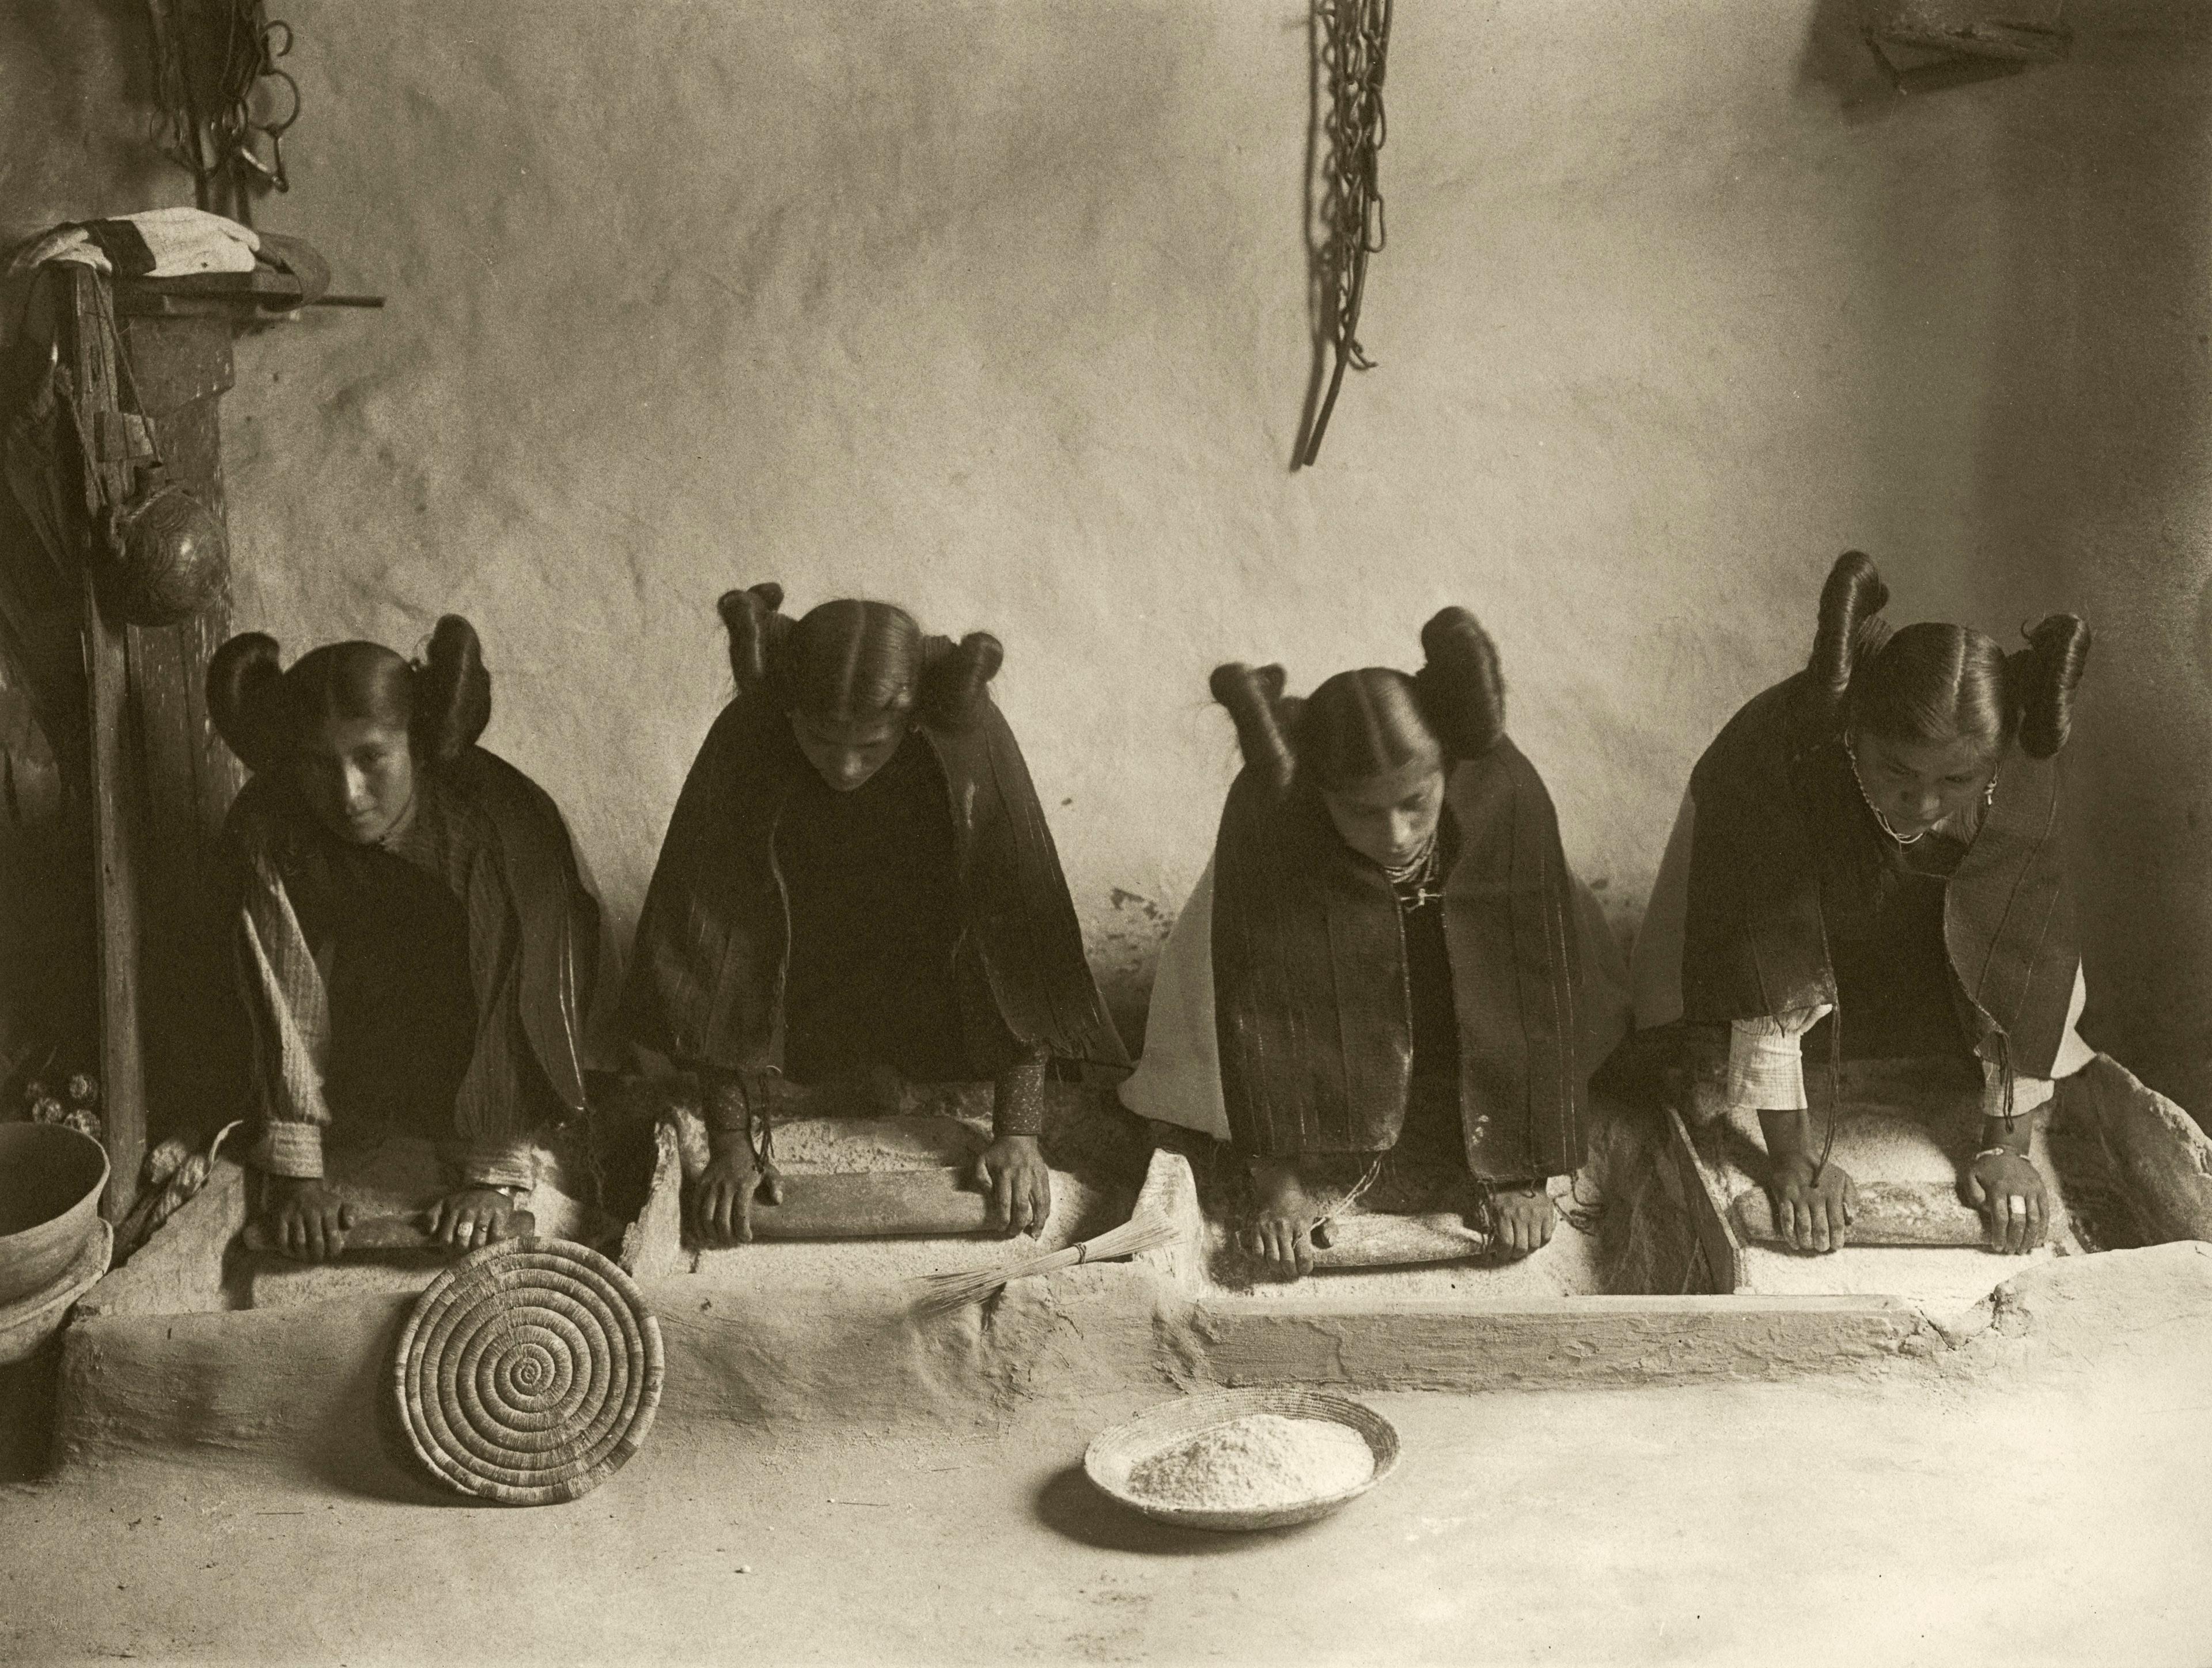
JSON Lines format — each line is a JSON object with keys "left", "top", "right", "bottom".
{"left": 1298, "top": 0, "right": 1393, "bottom": 468}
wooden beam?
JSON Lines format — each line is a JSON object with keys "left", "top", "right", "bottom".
{"left": 1183, "top": 1291, "right": 1937, "bottom": 1392}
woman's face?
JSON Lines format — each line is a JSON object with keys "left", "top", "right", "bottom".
{"left": 1849, "top": 729, "right": 1999, "bottom": 839}
{"left": 295, "top": 715, "right": 416, "bottom": 844}
{"left": 1321, "top": 757, "right": 1447, "bottom": 870}
{"left": 791, "top": 707, "right": 910, "bottom": 792}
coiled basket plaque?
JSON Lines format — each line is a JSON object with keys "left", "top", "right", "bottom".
{"left": 394, "top": 1238, "right": 663, "bottom": 1505}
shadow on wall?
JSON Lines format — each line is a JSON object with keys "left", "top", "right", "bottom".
{"left": 1975, "top": 4, "right": 2212, "bottom": 1119}
{"left": 1795, "top": 0, "right": 1894, "bottom": 115}
{"left": 1793, "top": 1, "right": 2212, "bottom": 1125}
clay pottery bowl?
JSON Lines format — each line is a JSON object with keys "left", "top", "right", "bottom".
{"left": 1084, "top": 1388, "right": 1400, "bottom": 1532}
{"left": 0, "top": 1123, "right": 108, "bottom": 1307}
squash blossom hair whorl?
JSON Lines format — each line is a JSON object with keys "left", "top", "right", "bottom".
{"left": 1805, "top": 549, "right": 1891, "bottom": 723}
{"left": 1210, "top": 662, "right": 1298, "bottom": 797}
{"left": 1411, "top": 606, "right": 1506, "bottom": 760}
{"left": 721, "top": 586, "right": 1003, "bottom": 732}
{"left": 207, "top": 631, "right": 290, "bottom": 776}
{"left": 406, "top": 615, "right": 493, "bottom": 765}
{"left": 207, "top": 615, "right": 491, "bottom": 775}
{"left": 718, "top": 582, "right": 793, "bottom": 700}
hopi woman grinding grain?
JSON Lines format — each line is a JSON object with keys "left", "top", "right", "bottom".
{"left": 1122, "top": 611, "right": 1631, "bottom": 1279}
{"left": 210, "top": 619, "right": 600, "bottom": 1260}
{"left": 620, "top": 587, "right": 1128, "bottom": 1242}
{"left": 1627, "top": 552, "right": 2093, "bottom": 1254}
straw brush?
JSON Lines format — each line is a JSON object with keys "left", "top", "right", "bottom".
{"left": 908, "top": 1216, "right": 1179, "bottom": 1317}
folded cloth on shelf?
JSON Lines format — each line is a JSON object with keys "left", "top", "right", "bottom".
{"left": 7, "top": 207, "right": 260, "bottom": 279}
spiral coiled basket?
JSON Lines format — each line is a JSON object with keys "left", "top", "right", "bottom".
{"left": 395, "top": 1237, "right": 664, "bottom": 1505}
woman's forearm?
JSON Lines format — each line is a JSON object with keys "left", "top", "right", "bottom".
{"left": 1759, "top": 1106, "right": 1812, "bottom": 1160}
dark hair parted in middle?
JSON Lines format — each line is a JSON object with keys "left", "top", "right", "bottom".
{"left": 206, "top": 615, "right": 491, "bottom": 776}
{"left": 1801, "top": 551, "right": 2092, "bottom": 760}
{"left": 1211, "top": 607, "right": 1506, "bottom": 797}
{"left": 718, "top": 583, "right": 1003, "bottom": 731}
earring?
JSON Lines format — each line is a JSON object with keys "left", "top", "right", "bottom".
{"left": 1984, "top": 778, "right": 1997, "bottom": 810}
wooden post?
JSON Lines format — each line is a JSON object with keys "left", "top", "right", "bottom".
{"left": 81, "top": 570, "right": 145, "bottom": 1224}
{"left": 67, "top": 267, "right": 149, "bottom": 1222}
{"left": 115, "top": 313, "right": 243, "bottom": 1137}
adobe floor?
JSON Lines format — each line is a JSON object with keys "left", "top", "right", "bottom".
{"left": 4, "top": 1252, "right": 2207, "bottom": 1668}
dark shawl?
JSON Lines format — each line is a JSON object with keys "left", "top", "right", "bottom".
{"left": 1210, "top": 738, "right": 1586, "bottom": 1178}
{"left": 1680, "top": 672, "right": 2078, "bottom": 1078}
{"left": 223, "top": 746, "right": 601, "bottom": 1120}
{"left": 618, "top": 689, "right": 1127, "bottom": 1077}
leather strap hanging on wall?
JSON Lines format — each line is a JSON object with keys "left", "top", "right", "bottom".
{"left": 1297, "top": 0, "right": 1393, "bottom": 468}
{"left": 147, "top": 0, "right": 304, "bottom": 224}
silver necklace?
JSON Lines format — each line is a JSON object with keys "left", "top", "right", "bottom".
{"left": 1843, "top": 740, "right": 1994, "bottom": 847}
{"left": 1844, "top": 742, "right": 1924, "bottom": 844}
{"left": 1384, "top": 831, "right": 1444, "bottom": 905}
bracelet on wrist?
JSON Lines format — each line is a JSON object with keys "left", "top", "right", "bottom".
{"left": 1971, "top": 1146, "right": 2023, "bottom": 1164}
{"left": 993, "top": 1049, "right": 1051, "bottom": 1139}
{"left": 703, "top": 1065, "right": 781, "bottom": 1132}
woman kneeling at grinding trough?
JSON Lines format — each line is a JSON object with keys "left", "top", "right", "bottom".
{"left": 1121, "top": 609, "right": 1631, "bottom": 1280}
{"left": 211, "top": 619, "right": 601, "bottom": 1260}
{"left": 1626, "top": 552, "right": 2092, "bottom": 1255}
{"left": 619, "top": 587, "right": 1128, "bottom": 1244}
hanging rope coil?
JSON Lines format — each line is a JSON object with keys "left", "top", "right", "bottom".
{"left": 1300, "top": 0, "right": 1393, "bottom": 467}
{"left": 146, "top": 1, "right": 302, "bottom": 222}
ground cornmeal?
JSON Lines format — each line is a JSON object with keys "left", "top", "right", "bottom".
{"left": 1126, "top": 1414, "right": 1373, "bottom": 1511}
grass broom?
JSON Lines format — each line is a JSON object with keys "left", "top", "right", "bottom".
{"left": 908, "top": 1215, "right": 1181, "bottom": 1318}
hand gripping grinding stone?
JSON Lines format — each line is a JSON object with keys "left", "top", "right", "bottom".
{"left": 394, "top": 1237, "right": 664, "bottom": 1505}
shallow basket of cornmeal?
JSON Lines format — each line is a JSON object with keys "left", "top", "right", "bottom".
{"left": 1084, "top": 1388, "right": 1399, "bottom": 1531}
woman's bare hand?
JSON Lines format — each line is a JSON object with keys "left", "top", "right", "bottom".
{"left": 973, "top": 1135, "right": 1052, "bottom": 1239}
{"left": 429, "top": 1187, "right": 522, "bottom": 1252}
{"left": 695, "top": 1146, "right": 783, "bottom": 1245}
{"left": 263, "top": 1176, "right": 356, "bottom": 1262}
{"left": 1768, "top": 1153, "right": 1858, "bottom": 1253}
{"left": 1961, "top": 1150, "right": 2047, "bottom": 1255}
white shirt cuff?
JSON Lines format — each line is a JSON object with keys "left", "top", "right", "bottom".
{"left": 1726, "top": 1006, "right": 1831, "bottom": 1112}
{"left": 256, "top": 1121, "right": 325, "bottom": 1179}
{"left": 454, "top": 1141, "right": 539, "bottom": 1194}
